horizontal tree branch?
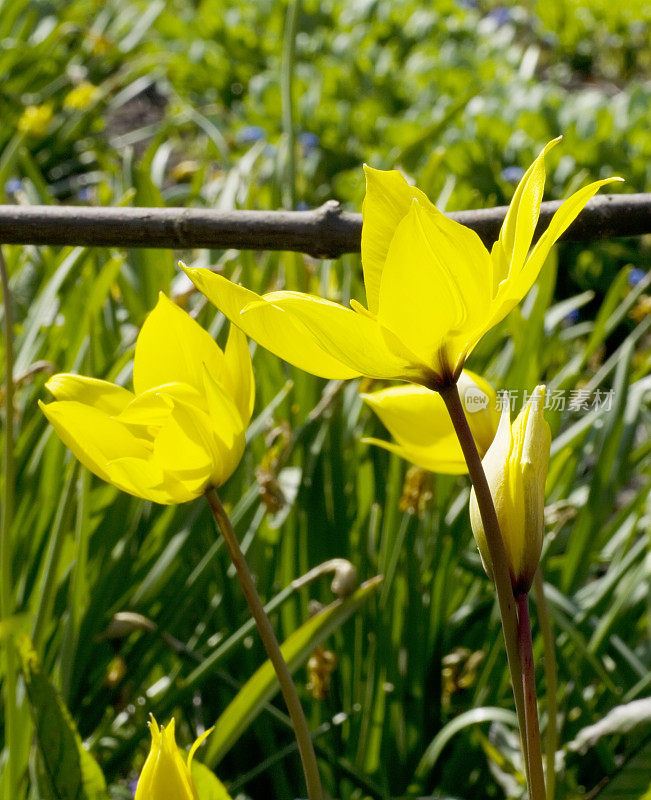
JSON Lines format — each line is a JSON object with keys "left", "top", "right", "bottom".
{"left": 0, "top": 193, "right": 648, "bottom": 257}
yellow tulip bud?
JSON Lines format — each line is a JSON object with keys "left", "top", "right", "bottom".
{"left": 469, "top": 386, "right": 551, "bottom": 595}
{"left": 135, "top": 716, "right": 212, "bottom": 800}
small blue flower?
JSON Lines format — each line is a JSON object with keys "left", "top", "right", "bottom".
{"left": 77, "top": 186, "right": 94, "bottom": 202}
{"left": 487, "top": 6, "right": 511, "bottom": 25}
{"left": 628, "top": 268, "right": 646, "bottom": 287}
{"left": 564, "top": 309, "right": 580, "bottom": 326}
{"left": 298, "top": 131, "right": 319, "bottom": 154}
{"left": 501, "top": 166, "right": 525, "bottom": 184}
{"left": 296, "top": 201, "right": 309, "bottom": 211}
{"left": 237, "top": 125, "right": 266, "bottom": 144}
{"left": 5, "top": 178, "right": 23, "bottom": 195}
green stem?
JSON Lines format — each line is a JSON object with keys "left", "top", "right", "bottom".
{"left": 533, "top": 569, "right": 557, "bottom": 800}
{"left": 180, "top": 558, "right": 355, "bottom": 695}
{"left": 0, "top": 246, "right": 18, "bottom": 800}
{"left": 205, "top": 487, "right": 324, "bottom": 800}
{"left": 517, "top": 592, "right": 546, "bottom": 800}
{"left": 280, "top": 0, "right": 300, "bottom": 209}
{"left": 439, "top": 383, "right": 528, "bottom": 772}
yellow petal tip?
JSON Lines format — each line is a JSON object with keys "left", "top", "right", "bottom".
{"left": 43, "top": 375, "right": 62, "bottom": 395}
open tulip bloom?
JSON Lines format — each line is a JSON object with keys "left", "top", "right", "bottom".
{"left": 361, "top": 370, "right": 499, "bottom": 474}
{"left": 183, "top": 137, "right": 620, "bottom": 389}
{"left": 40, "top": 293, "right": 254, "bottom": 504}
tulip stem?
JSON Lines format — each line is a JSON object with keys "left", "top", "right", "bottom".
{"left": 517, "top": 592, "right": 546, "bottom": 800}
{"left": 439, "top": 383, "right": 528, "bottom": 774}
{"left": 205, "top": 487, "right": 324, "bottom": 800}
{"left": 0, "top": 246, "right": 19, "bottom": 800}
{"left": 533, "top": 569, "right": 557, "bottom": 800}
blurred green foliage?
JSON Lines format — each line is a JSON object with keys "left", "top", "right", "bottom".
{"left": 0, "top": 0, "right": 649, "bottom": 285}
{"left": 0, "top": 0, "right": 649, "bottom": 798}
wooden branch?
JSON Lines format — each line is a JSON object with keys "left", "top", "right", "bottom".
{"left": 0, "top": 194, "right": 648, "bottom": 257}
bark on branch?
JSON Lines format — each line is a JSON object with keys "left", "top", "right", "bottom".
{"left": 0, "top": 193, "right": 648, "bottom": 257}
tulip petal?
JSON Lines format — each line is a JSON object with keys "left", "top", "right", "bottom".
{"left": 469, "top": 401, "right": 512, "bottom": 579}
{"left": 198, "top": 379, "right": 245, "bottom": 487}
{"left": 45, "top": 374, "right": 134, "bottom": 415}
{"left": 39, "top": 400, "right": 151, "bottom": 485}
{"left": 362, "top": 436, "right": 469, "bottom": 474}
{"left": 512, "top": 386, "right": 550, "bottom": 581}
{"left": 106, "top": 457, "right": 197, "bottom": 504}
{"left": 260, "top": 291, "right": 418, "bottom": 379}
{"left": 362, "top": 384, "right": 459, "bottom": 448}
{"left": 223, "top": 324, "right": 255, "bottom": 426}
{"left": 115, "top": 385, "right": 190, "bottom": 428}
{"left": 164, "top": 377, "right": 245, "bottom": 488}
{"left": 182, "top": 266, "right": 360, "bottom": 379}
{"left": 116, "top": 381, "right": 213, "bottom": 425}
{"left": 457, "top": 370, "right": 500, "bottom": 456}
{"left": 153, "top": 413, "right": 214, "bottom": 476}
{"left": 494, "top": 137, "right": 561, "bottom": 288}
{"left": 361, "top": 371, "right": 498, "bottom": 474}
{"left": 487, "top": 177, "right": 622, "bottom": 333}
{"left": 199, "top": 367, "right": 242, "bottom": 449}
{"left": 479, "top": 402, "right": 512, "bottom": 497}
{"left": 377, "top": 201, "right": 491, "bottom": 369}
{"left": 135, "top": 717, "right": 196, "bottom": 799}
{"left": 509, "top": 177, "right": 623, "bottom": 301}
{"left": 361, "top": 166, "right": 432, "bottom": 314}
{"left": 134, "top": 292, "right": 226, "bottom": 396}
{"left": 187, "top": 727, "right": 214, "bottom": 770}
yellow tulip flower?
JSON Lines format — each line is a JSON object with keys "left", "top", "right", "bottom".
{"left": 183, "top": 139, "right": 620, "bottom": 388}
{"left": 135, "top": 716, "right": 212, "bottom": 800}
{"left": 17, "top": 104, "right": 54, "bottom": 137}
{"left": 361, "top": 371, "right": 499, "bottom": 474}
{"left": 63, "top": 81, "right": 98, "bottom": 111}
{"left": 469, "top": 386, "right": 551, "bottom": 594}
{"left": 39, "top": 293, "right": 254, "bottom": 504}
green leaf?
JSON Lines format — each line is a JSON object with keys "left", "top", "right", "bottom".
{"left": 568, "top": 699, "right": 651, "bottom": 754}
{"left": 191, "top": 760, "right": 233, "bottom": 800}
{"left": 17, "top": 635, "right": 108, "bottom": 800}
{"left": 583, "top": 267, "right": 651, "bottom": 367}
{"left": 204, "top": 576, "right": 383, "bottom": 766}
{"left": 412, "top": 707, "right": 519, "bottom": 782}
{"left": 594, "top": 740, "right": 651, "bottom": 799}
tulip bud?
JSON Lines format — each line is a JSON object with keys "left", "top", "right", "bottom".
{"left": 135, "top": 716, "right": 212, "bottom": 800}
{"left": 469, "top": 386, "right": 551, "bottom": 595}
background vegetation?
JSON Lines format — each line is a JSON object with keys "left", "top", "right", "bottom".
{"left": 0, "top": 0, "right": 649, "bottom": 798}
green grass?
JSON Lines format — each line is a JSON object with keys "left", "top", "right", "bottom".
{"left": 0, "top": 0, "right": 649, "bottom": 798}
